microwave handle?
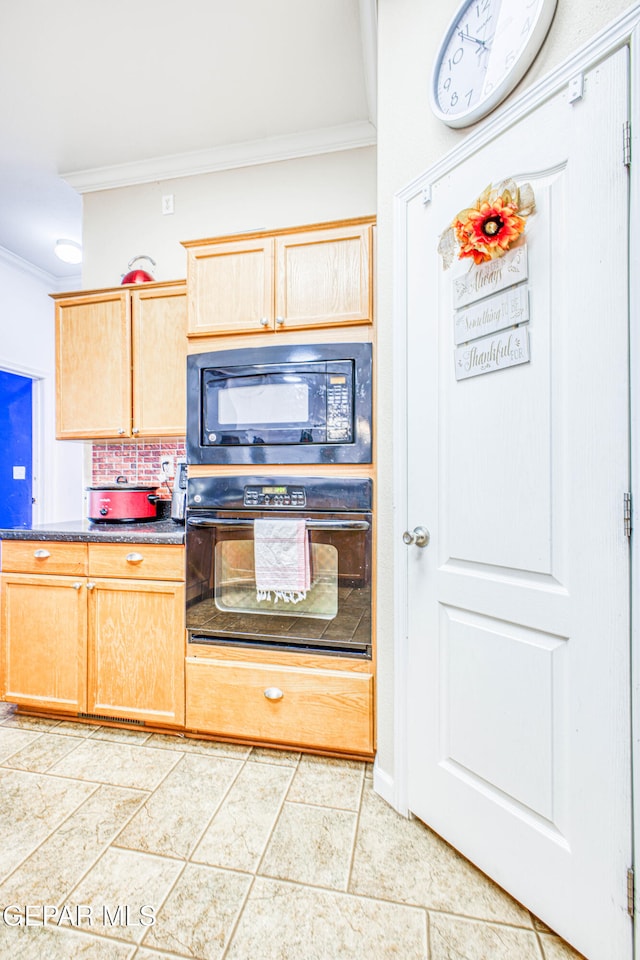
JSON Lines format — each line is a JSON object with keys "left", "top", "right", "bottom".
{"left": 187, "top": 517, "right": 370, "bottom": 532}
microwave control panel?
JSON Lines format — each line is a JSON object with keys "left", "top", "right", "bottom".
{"left": 326, "top": 375, "right": 353, "bottom": 443}
{"left": 243, "top": 485, "right": 307, "bottom": 507}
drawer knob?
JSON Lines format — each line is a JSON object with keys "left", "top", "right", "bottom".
{"left": 125, "top": 552, "right": 144, "bottom": 563}
{"left": 33, "top": 549, "right": 50, "bottom": 559}
{"left": 263, "top": 687, "right": 284, "bottom": 701}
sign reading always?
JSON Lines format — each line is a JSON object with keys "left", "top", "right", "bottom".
{"left": 454, "top": 329, "right": 530, "bottom": 381}
{"left": 454, "top": 285, "right": 529, "bottom": 346}
{"left": 452, "top": 244, "right": 528, "bottom": 309}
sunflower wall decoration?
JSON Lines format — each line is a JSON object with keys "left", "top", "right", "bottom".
{"left": 438, "top": 178, "right": 536, "bottom": 270}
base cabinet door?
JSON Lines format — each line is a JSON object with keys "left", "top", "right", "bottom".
{"left": 87, "top": 578, "right": 185, "bottom": 727}
{"left": 1, "top": 574, "right": 87, "bottom": 714}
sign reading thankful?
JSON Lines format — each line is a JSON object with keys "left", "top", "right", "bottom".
{"left": 454, "top": 285, "right": 529, "bottom": 346}
{"left": 454, "top": 329, "right": 530, "bottom": 381}
{"left": 452, "top": 244, "right": 529, "bottom": 309}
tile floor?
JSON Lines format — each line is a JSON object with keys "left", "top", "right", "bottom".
{"left": 0, "top": 714, "right": 586, "bottom": 960}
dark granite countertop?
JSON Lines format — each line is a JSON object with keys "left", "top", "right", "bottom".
{"left": 0, "top": 517, "right": 185, "bottom": 545}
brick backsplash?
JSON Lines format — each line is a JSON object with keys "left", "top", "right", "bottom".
{"left": 91, "top": 439, "right": 186, "bottom": 498}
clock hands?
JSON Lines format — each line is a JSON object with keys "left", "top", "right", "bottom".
{"left": 457, "top": 28, "right": 491, "bottom": 50}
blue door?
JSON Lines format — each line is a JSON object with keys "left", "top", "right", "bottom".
{"left": 0, "top": 370, "right": 33, "bottom": 528}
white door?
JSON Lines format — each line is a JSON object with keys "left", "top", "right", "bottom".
{"left": 404, "top": 48, "right": 631, "bottom": 960}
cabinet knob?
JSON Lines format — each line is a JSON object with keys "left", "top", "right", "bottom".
{"left": 275, "top": 316, "right": 284, "bottom": 326}
{"left": 125, "top": 552, "right": 144, "bottom": 563}
{"left": 132, "top": 427, "right": 140, "bottom": 435}
{"left": 259, "top": 317, "right": 269, "bottom": 327}
{"left": 33, "top": 549, "right": 50, "bottom": 559}
{"left": 263, "top": 687, "right": 284, "bottom": 701}
{"left": 86, "top": 582, "right": 95, "bottom": 591}
{"left": 72, "top": 582, "right": 83, "bottom": 590}
{"left": 118, "top": 429, "right": 126, "bottom": 436}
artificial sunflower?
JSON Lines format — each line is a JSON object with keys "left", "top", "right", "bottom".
{"left": 438, "top": 179, "right": 535, "bottom": 269}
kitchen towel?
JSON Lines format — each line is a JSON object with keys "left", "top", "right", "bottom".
{"left": 254, "top": 519, "right": 311, "bottom": 604}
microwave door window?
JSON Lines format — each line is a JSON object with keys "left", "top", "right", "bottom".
{"left": 218, "top": 380, "right": 309, "bottom": 425}
{"left": 205, "top": 374, "right": 328, "bottom": 445}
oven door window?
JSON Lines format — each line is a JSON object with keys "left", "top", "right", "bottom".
{"left": 214, "top": 539, "right": 338, "bottom": 619}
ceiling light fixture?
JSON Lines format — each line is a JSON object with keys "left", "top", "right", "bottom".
{"left": 54, "top": 239, "right": 82, "bottom": 264}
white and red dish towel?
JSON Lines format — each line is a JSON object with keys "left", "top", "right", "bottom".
{"left": 254, "top": 519, "right": 311, "bottom": 604}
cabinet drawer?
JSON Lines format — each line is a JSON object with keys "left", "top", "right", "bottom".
{"left": 1, "top": 540, "right": 88, "bottom": 576}
{"left": 88, "top": 543, "right": 184, "bottom": 580}
{"left": 186, "top": 658, "right": 374, "bottom": 756}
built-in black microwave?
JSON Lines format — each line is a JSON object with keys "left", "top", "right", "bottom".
{"left": 186, "top": 342, "right": 372, "bottom": 465}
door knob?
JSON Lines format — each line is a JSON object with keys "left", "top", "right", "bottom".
{"left": 403, "top": 526, "right": 430, "bottom": 548}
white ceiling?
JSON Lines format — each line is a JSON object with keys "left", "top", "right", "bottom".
{"left": 0, "top": 0, "right": 376, "bottom": 281}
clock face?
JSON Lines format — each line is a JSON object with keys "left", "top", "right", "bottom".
{"left": 431, "top": 0, "right": 557, "bottom": 128}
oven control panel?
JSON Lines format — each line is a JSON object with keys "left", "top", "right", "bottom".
{"left": 243, "top": 485, "right": 306, "bottom": 507}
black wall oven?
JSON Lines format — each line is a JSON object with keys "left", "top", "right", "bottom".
{"left": 186, "top": 342, "right": 372, "bottom": 465}
{"left": 186, "top": 476, "right": 372, "bottom": 658}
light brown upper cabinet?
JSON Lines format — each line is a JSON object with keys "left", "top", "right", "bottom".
{"left": 52, "top": 281, "right": 187, "bottom": 440}
{"left": 183, "top": 217, "right": 375, "bottom": 338}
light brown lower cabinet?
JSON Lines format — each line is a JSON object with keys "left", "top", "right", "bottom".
{"left": 186, "top": 653, "right": 374, "bottom": 757}
{"left": 0, "top": 541, "right": 185, "bottom": 728}
{"left": 1, "top": 540, "right": 374, "bottom": 756}
{"left": 1, "top": 573, "right": 88, "bottom": 714}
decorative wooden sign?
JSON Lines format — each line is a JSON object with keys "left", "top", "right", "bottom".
{"left": 452, "top": 244, "right": 529, "bottom": 309}
{"left": 454, "top": 285, "right": 529, "bottom": 345}
{"left": 455, "top": 328, "right": 530, "bottom": 380}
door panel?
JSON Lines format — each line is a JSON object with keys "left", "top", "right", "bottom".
{"left": 405, "top": 48, "right": 631, "bottom": 960}
{"left": 0, "top": 370, "right": 32, "bottom": 528}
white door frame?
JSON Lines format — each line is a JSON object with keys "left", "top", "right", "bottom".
{"left": 391, "top": 1, "right": 640, "bottom": 945}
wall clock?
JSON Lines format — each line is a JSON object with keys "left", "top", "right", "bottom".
{"left": 431, "top": 0, "right": 558, "bottom": 128}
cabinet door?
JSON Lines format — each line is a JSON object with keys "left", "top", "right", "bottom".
{"left": 131, "top": 285, "right": 187, "bottom": 437}
{"left": 1, "top": 574, "right": 87, "bottom": 713}
{"left": 186, "top": 238, "right": 274, "bottom": 337}
{"left": 87, "top": 578, "right": 185, "bottom": 727}
{"left": 55, "top": 291, "right": 131, "bottom": 439}
{"left": 275, "top": 224, "right": 373, "bottom": 330}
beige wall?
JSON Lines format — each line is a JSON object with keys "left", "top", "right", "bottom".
{"left": 81, "top": 147, "right": 376, "bottom": 289}
{"left": 374, "top": 0, "right": 632, "bottom": 780}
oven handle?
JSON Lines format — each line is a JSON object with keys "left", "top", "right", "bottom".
{"left": 187, "top": 517, "right": 370, "bottom": 531}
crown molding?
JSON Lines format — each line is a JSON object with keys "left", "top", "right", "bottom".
{"left": 62, "top": 121, "right": 378, "bottom": 195}
{"left": 0, "top": 244, "right": 78, "bottom": 288}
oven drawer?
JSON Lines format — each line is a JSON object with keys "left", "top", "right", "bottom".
{"left": 185, "top": 657, "right": 374, "bottom": 756}
{"left": 88, "top": 543, "right": 184, "bottom": 580}
{"left": 1, "top": 540, "right": 88, "bottom": 576}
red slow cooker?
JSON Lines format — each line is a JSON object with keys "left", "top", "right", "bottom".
{"left": 87, "top": 476, "right": 160, "bottom": 523}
